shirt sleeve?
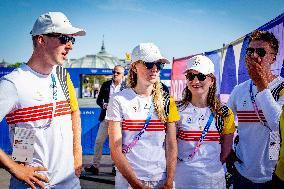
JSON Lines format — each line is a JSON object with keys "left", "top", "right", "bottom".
{"left": 167, "top": 97, "right": 180, "bottom": 123}
{"left": 66, "top": 73, "right": 79, "bottom": 112}
{"left": 221, "top": 108, "right": 236, "bottom": 135}
{"left": 0, "top": 79, "right": 18, "bottom": 121}
{"left": 256, "top": 89, "right": 283, "bottom": 131}
{"left": 105, "top": 94, "right": 123, "bottom": 122}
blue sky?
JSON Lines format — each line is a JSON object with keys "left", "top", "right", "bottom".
{"left": 0, "top": 0, "right": 284, "bottom": 64}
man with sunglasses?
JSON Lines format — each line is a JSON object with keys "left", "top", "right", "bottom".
{"left": 85, "top": 65, "right": 126, "bottom": 175}
{"left": 0, "top": 12, "right": 85, "bottom": 188}
{"left": 227, "top": 30, "right": 283, "bottom": 189}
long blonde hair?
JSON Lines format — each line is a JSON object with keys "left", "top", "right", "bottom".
{"left": 177, "top": 73, "right": 221, "bottom": 118}
{"left": 127, "top": 60, "right": 167, "bottom": 123}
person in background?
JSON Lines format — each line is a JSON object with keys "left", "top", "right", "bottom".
{"left": 85, "top": 65, "right": 126, "bottom": 175}
{"left": 0, "top": 11, "right": 85, "bottom": 188}
{"left": 175, "top": 55, "right": 235, "bottom": 189}
{"left": 227, "top": 30, "right": 283, "bottom": 189}
{"left": 107, "top": 43, "right": 179, "bottom": 189}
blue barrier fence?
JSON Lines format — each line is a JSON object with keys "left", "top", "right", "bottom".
{"left": 0, "top": 107, "right": 109, "bottom": 155}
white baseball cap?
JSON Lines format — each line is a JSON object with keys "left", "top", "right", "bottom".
{"left": 186, "top": 55, "right": 215, "bottom": 75}
{"left": 30, "top": 12, "right": 86, "bottom": 36}
{"left": 131, "top": 43, "right": 170, "bottom": 64}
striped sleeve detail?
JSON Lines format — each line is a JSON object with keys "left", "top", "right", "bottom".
{"left": 271, "top": 82, "right": 284, "bottom": 101}
{"left": 216, "top": 106, "right": 229, "bottom": 135}
{"left": 6, "top": 100, "right": 71, "bottom": 125}
{"left": 236, "top": 110, "right": 267, "bottom": 123}
{"left": 56, "top": 66, "right": 70, "bottom": 102}
{"left": 122, "top": 119, "right": 166, "bottom": 131}
{"left": 177, "top": 130, "right": 220, "bottom": 141}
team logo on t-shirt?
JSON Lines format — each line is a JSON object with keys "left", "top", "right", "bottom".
{"left": 187, "top": 116, "right": 192, "bottom": 123}
{"left": 242, "top": 100, "right": 247, "bottom": 107}
{"left": 34, "top": 90, "right": 44, "bottom": 100}
{"left": 131, "top": 104, "right": 137, "bottom": 112}
{"left": 144, "top": 104, "right": 150, "bottom": 110}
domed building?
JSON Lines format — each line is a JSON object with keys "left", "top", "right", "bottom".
{"left": 0, "top": 59, "right": 10, "bottom": 67}
{"left": 64, "top": 40, "right": 126, "bottom": 68}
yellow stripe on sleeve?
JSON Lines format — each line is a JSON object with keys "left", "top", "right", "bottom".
{"left": 222, "top": 108, "right": 236, "bottom": 135}
{"left": 67, "top": 73, "right": 79, "bottom": 112}
{"left": 167, "top": 97, "right": 180, "bottom": 123}
{"left": 279, "top": 88, "right": 284, "bottom": 98}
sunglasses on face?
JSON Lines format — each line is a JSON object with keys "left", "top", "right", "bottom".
{"left": 186, "top": 73, "right": 207, "bottom": 81}
{"left": 112, "top": 71, "right": 122, "bottom": 75}
{"left": 246, "top": 48, "right": 266, "bottom": 57}
{"left": 143, "top": 61, "right": 164, "bottom": 71}
{"left": 45, "top": 33, "right": 75, "bottom": 45}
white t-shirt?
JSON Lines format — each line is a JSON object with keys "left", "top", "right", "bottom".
{"left": 106, "top": 88, "right": 167, "bottom": 181}
{"left": 227, "top": 77, "right": 284, "bottom": 183}
{"left": 175, "top": 103, "right": 232, "bottom": 189}
{"left": 1, "top": 64, "right": 80, "bottom": 189}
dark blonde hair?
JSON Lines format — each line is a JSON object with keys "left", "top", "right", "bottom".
{"left": 177, "top": 73, "right": 221, "bottom": 118}
{"left": 127, "top": 60, "right": 167, "bottom": 123}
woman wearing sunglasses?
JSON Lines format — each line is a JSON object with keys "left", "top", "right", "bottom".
{"left": 175, "top": 55, "right": 235, "bottom": 189}
{"left": 107, "top": 43, "right": 180, "bottom": 189}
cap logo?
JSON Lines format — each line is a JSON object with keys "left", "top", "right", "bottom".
{"left": 192, "top": 60, "right": 201, "bottom": 67}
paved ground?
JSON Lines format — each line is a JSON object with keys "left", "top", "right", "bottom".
{"left": 0, "top": 155, "right": 115, "bottom": 189}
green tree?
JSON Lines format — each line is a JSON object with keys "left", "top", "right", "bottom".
{"left": 7, "top": 62, "right": 23, "bottom": 68}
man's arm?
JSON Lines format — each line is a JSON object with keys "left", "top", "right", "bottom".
{"left": 108, "top": 120, "right": 150, "bottom": 189}
{"left": 67, "top": 73, "right": 82, "bottom": 177}
{"left": 160, "top": 122, "right": 177, "bottom": 189}
{"left": 256, "top": 89, "right": 283, "bottom": 131}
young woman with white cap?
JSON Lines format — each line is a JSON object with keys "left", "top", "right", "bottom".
{"left": 106, "top": 43, "right": 180, "bottom": 189}
{"left": 175, "top": 55, "right": 235, "bottom": 189}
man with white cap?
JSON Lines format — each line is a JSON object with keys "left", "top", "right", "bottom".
{"left": 0, "top": 12, "right": 85, "bottom": 188}
{"left": 107, "top": 43, "right": 180, "bottom": 188}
